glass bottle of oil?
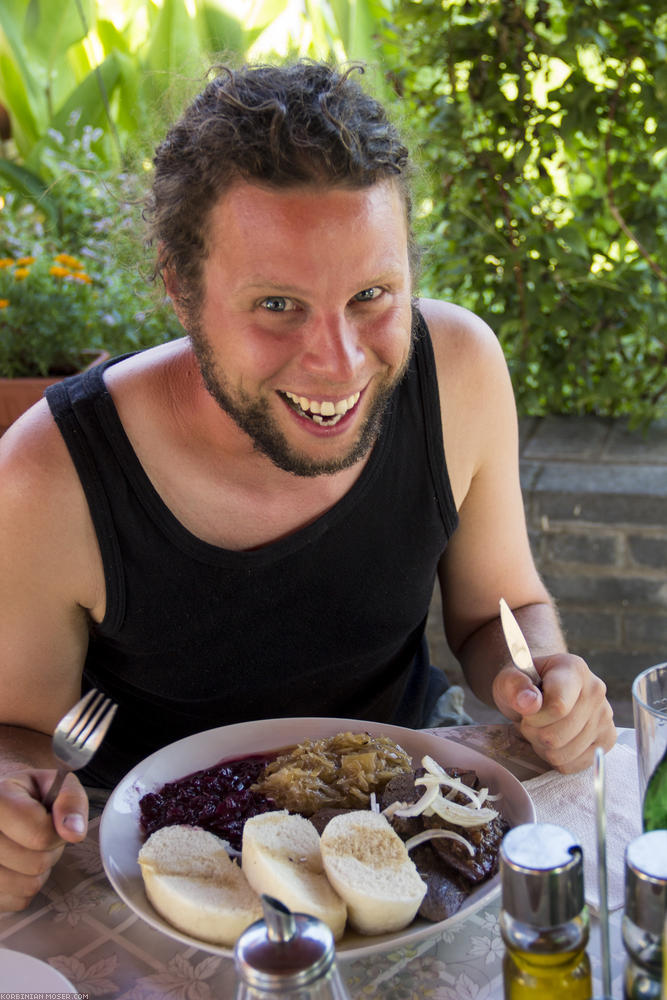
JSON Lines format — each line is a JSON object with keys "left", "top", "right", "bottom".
{"left": 499, "top": 822, "right": 592, "bottom": 1000}
{"left": 622, "top": 830, "right": 667, "bottom": 1000}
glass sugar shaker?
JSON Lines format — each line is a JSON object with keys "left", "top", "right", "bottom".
{"left": 622, "top": 829, "right": 667, "bottom": 1000}
{"left": 234, "top": 895, "right": 351, "bottom": 999}
{"left": 499, "top": 822, "right": 592, "bottom": 1000}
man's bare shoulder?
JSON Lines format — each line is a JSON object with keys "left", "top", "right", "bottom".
{"left": 416, "top": 298, "right": 518, "bottom": 509}
{"left": 417, "top": 297, "right": 506, "bottom": 381}
{"left": 0, "top": 400, "right": 75, "bottom": 504}
{"left": 0, "top": 399, "right": 104, "bottom": 613}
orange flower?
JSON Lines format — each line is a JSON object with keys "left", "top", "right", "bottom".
{"left": 13, "top": 267, "right": 30, "bottom": 281}
{"left": 0, "top": 298, "right": 9, "bottom": 308}
{"left": 54, "top": 253, "right": 84, "bottom": 270}
{"left": 15, "top": 255, "right": 35, "bottom": 266}
{"left": 49, "top": 265, "right": 72, "bottom": 279}
{"left": 71, "top": 272, "right": 93, "bottom": 284}
{"left": 0, "top": 258, "right": 14, "bottom": 269}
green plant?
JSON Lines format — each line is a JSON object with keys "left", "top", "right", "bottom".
{"left": 0, "top": 128, "right": 181, "bottom": 376}
{"left": 381, "top": 0, "right": 667, "bottom": 424}
{"left": 0, "top": 249, "right": 104, "bottom": 377}
{"left": 0, "top": 0, "right": 393, "bottom": 186}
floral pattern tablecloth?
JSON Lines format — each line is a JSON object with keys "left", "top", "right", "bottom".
{"left": 0, "top": 725, "right": 632, "bottom": 999}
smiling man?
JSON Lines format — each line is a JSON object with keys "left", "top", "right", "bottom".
{"left": 182, "top": 181, "right": 414, "bottom": 478}
{"left": 0, "top": 61, "right": 615, "bottom": 911}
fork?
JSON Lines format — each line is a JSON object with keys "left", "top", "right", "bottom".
{"left": 42, "top": 688, "right": 117, "bottom": 811}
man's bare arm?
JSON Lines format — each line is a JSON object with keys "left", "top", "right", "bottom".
{"left": 0, "top": 403, "right": 100, "bottom": 909}
{"left": 424, "top": 299, "right": 615, "bottom": 772}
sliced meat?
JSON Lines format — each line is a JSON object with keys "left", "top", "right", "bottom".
{"left": 381, "top": 770, "right": 425, "bottom": 839}
{"left": 410, "top": 843, "right": 470, "bottom": 921}
{"left": 308, "top": 807, "right": 355, "bottom": 835}
{"left": 424, "top": 814, "right": 510, "bottom": 883}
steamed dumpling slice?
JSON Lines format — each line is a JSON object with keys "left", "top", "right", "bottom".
{"left": 138, "top": 824, "right": 262, "bottom": 946}
{"left": 320, "top": 810, "right": 427, "bottom": 934}
{"left": 241, "top": 810, "right": 347, "bottom": 940}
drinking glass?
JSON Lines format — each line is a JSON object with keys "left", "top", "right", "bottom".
{"left": 632, "top": 663, "right": 667, "bottom": 802}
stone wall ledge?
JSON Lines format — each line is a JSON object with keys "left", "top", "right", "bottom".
{"left": 519, "top": 414, "right": 667, "bottom": 466}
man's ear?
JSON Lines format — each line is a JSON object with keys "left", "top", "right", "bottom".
{"left": 163, "top": 266, "right": 188, "bottom": 328}
{"left": 163, "top": 264, "right": 178, "bottom": 304}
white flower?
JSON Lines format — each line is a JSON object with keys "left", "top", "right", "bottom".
{"left": 46, "top": 883, "right": 107, "bottom": 925}
{"left": 117, "top": 954, "right": 224, "bottom": 1000}
{"left": 50, "top": 954, "right": 118, "bottom": 996}
{"left": 433, "top": 971, "right": 492, "bottom": 999}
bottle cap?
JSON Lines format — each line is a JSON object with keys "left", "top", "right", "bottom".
{"left": 500, "top": 823, "right": 584, "bottom": 927}
{"left": 234, "top": 894, "right": 335, "bottom": 991}
{"left": 624, "top": 830, "right": 667, "bottom": 936}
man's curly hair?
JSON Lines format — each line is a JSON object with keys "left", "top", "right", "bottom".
{"left": 145, "top": 61, "right": 416, "bottom": 312}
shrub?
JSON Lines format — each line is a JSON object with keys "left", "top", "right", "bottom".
{"left": 382, "top": 0, "right": 667, "bottom": 424}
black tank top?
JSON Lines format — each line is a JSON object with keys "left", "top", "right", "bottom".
{"left": 46, "top": 311, "right": 458, "bottom": 786}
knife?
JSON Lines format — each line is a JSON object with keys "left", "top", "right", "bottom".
{"left": 499, "top": 598, "right": 543, "bottom": 689}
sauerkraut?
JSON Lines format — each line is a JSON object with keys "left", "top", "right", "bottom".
{"left": 252, "top": 731, "right": 412, "bottom": 814}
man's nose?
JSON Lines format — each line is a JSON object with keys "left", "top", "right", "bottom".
{"left": 300, "top": 312, "right": 364, "bottom": 379}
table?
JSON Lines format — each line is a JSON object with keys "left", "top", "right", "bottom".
{"left": 0, "top": 725, "right": 636, "bottom": 998}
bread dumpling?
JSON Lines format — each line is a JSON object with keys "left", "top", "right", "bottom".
{"left": 138, "top": 824, "right": 262, "bottom": 946}
{"left": 242, "top": 810, "right": 347, "bottom": 940}
{"left": 320, "top": 810, "right": 426, "bottom": 934}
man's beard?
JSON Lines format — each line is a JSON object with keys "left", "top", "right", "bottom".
{"left": 188, "top": 320, "right": 415, "bottom": 478}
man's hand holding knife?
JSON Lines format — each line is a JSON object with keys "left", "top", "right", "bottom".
{"left": 493, "top": 598, "right": 616, "bottom": 773}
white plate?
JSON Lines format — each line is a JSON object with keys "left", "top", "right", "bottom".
{"left": 100, "top": 717, "right": 535, "bottom": 960}
{"left": 0, "top": 948, "right": 78, "bottom": 991}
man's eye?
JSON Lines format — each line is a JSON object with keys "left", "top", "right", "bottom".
{"left": 354, "top": 287, "right": 383, "bottom": 302}
{"left": 260, "top": 296, "right": 294, "bottom": 312}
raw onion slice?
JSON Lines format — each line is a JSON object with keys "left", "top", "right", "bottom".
{"left": 405, "top": 828, "right": 476, "bottom": 857}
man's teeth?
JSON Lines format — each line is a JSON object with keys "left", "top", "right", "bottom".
{"left": 284, "top": 390, "right": 360, "bottom": 425}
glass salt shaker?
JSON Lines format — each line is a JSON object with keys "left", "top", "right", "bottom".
{"left": 622, "top": 829, "right": 667, "bottom": 1000}
{"left": 234, "top": 895, "right": 351, "bottom": 999}
{"left": 499, "top": 822, "right": 592, "bottom": 1000}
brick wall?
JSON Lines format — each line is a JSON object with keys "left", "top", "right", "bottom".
{"left": 520, "top": 416, "right": 667, "bottom": 709}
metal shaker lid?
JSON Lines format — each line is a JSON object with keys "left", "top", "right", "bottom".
{"left": 500, "top": 823, "right": 585, "bottom": 927}
{"left": 624, "top": 830, "right": 667, "bottom": 936}
{"left": 234, "top": 895, "right": 335, "bottom": 991}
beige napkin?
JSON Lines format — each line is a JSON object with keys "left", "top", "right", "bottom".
{"left": 523, "top": 742, "right": 641, "bottom": 913}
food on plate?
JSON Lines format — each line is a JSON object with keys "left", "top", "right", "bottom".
{"left": 139, "top": 752, "right": 275, "bottom": 851}
{"left": 137, "top": 825, "right": 262, "bottom": 946}
{"left": 408, "top": 843, "right": 469, "bottom": 922}
{"left": 136, "top": 730, "right": 510, "bottom": 944}
{"left": 241, "top": 810, "right": 347, "bottom": 940}
{"left": 379, "top": 755, "right": 510, "bottom": 921}
{"left": 320, "top": 810, "right": 427, "bottom": 934}
{"left": 252, "top": 731, "right": 413, "bottom": 813}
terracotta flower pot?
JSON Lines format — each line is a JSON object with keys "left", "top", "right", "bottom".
{"left": 0, "top": 349, "right": 110, "bottom": 435}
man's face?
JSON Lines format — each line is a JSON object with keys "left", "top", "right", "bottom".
{"left": 183, "top": 179, "right": 414, "bottom": 477}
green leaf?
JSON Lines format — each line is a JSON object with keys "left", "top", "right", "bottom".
{"left": 49, "top": 52, "right": 122, "bottom": 142}
{"left": 0, "top": 0, "right": 38, "bottom": 100}
{"left": 0, "top": 157, "right": 57, "bottom": 222}
{"left": 144, "top": 0, "right": 202, "bottom": 76}
{"left": 197, "top": 3, "right": 245, "bottom": 55}
{"left": 0, "top": 52, "right": 42, "bottom": 156}
{"left": 342, "top": 0, "right": 393, "bottom": 62}
{"left": 96, "top": 18, "right": 132, "bottom": 58}
{"left": 23, "top": 0, "right": 96, "bottom": 66}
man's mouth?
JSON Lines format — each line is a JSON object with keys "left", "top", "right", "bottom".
{"left": 281, "top": 389, "right": 361, "bottom": 427}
